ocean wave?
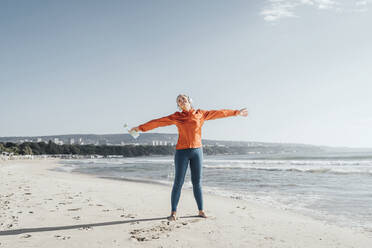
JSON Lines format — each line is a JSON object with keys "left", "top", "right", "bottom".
{"left": 203, "top": 164, "right": 372, "bottom": 175}
{"left": 98, "top": 176, "right": 173, "bottom": 186}
{"left": 63, "top": 157, "right": 372, "bottom": 167}
{"left": 204, "top": 159, "right": 372, "bottom": 166}
{"left": 62, "top": 158, "right": 174, "bottom": 166}
{"left": 51, "top": 166, "right": 76, "bottom": 173}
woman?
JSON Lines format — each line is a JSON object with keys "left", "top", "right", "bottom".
{"left": 130, "top": 94, "right": 248, "bottom": 221}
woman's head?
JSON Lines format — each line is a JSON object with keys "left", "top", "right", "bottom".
{"left": 176, "top": 94, "right": 193, "bottom": 111}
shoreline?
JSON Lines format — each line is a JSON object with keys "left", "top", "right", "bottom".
{"left": 1, "top": 159, "right": 371, "bottom": 247}
{"left": 56, "top": 158, "right": 372, "bottom": 233}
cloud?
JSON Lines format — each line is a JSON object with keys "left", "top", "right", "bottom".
{"left": 261, "top": 1, "right": 298, "bottom": 21}
{"left": 261, "top": 0, "right": 370, "bottom": 22}
{"left": 355, "top": 0, "right": 368, "bottom": 5}
{"left": 317, "top": 0, "right": 337, "bottom": 9}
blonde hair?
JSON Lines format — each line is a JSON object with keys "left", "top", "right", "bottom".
{"left": 176, "top": 94, "right": 193, "bottom": 111}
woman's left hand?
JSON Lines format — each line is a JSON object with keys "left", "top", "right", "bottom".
{"left": 239, "top": 108, "right": 248, "bottom": 117}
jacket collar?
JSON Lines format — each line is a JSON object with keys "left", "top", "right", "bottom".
{"left": 182, "top": 108, "right": 194, "bottom": 114}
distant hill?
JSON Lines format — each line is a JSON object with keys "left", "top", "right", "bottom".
{"left": 1, "top": 133, "right": 371, "bottom": 156}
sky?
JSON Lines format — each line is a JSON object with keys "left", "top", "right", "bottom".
{"left": 1, "top": 0, "right": 372, "bottom": 148}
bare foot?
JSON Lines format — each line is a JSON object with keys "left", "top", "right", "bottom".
{"left": 167, "top": 211, "right": 177, "bottom": 221}
{"left": 167, "top": 214, "right": 177, "bottom": 221}
{"left": 198, "top": 211, "right": 207, "bottom": 218}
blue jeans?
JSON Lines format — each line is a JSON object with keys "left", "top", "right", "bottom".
{"left": 171, "top": 147, "right": 203, "bottom": 212}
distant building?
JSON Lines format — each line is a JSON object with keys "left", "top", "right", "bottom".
{"left": 36, "top": 138, "right": 42, "bottom": 142}
{"left": 53, "top": 138, "right": 64, "bottom": 145}
{"left": 69, "top": 138, "right": 75, "bottom": 145}
{"left": 152, "top": 140, "right": 168, "bottom": 146}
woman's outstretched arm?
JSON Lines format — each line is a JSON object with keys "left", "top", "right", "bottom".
{"left": 202, "top": 108, "right": 248, "bottom": 121}
{"left": 130, "top": 113, "right": 178, "bottom": 133}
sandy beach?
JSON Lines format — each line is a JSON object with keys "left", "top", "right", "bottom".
{"left": 0, "top": 159, "right": 371, "bottom": 248}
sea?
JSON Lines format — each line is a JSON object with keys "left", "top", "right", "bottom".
{"left": 53, "top": 151, "right": 372, "bottom": 232}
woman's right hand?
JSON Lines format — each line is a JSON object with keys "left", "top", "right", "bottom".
{"left": 130, "top": 126, "right": 140, "bottom": 132}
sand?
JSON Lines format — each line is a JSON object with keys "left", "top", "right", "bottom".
{"left": 0, "top": 159, "right": 371, "bottom": 248}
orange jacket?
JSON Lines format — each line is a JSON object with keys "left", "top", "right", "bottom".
{"left": 138, "top": 109, "right": 240, "bottom": 150}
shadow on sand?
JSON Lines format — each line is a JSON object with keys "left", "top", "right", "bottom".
{"left": 0, "top": 215, "right": 201, "bottom": 236}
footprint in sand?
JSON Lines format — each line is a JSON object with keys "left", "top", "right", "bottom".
{"left": 54, "top": 235, "right": 71, "bottom": 240}
{"left": 236, "top": 205, "right": 247, "bottom": 210}
{"left": 67, "top": 208, "right": 81, "bottom": 211}
{"left": 78, "top": 226, "right": 92, "bottom": 231}
{"left": 188, "top": 219, "right": 202, "bottom": 223}
{"left": 264, "top": 236, "right": 275, "bottom": 241}
{"left": 120, "top": 214, "right": 136, "bottom": 219}
{"left": 129, "top": 220, "right": 194, "bottom": 242}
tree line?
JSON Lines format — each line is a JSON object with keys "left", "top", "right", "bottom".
{"left": 0, "top": 141, "right": 244, "bottom": 157}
